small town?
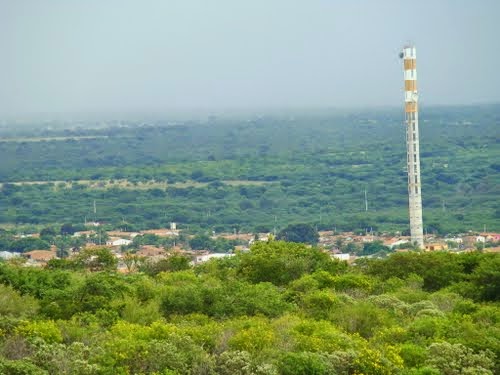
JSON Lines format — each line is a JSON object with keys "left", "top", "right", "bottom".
{"left": 2, "top": 222, "right": 499, "bottom": 271}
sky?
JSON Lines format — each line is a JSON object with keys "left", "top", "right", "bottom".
{"left": 0, "top": 0, "right": 499, "bottom": 117}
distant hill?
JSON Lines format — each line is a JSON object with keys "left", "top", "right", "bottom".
{"left": 0, "top": 105, "right": 498, "bottom": 233}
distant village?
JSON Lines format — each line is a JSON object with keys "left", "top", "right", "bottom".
{"left": 1, "top": 221, "right": 499, "bottom": 271}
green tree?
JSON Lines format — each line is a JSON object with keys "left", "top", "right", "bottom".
{"left": 363, "top": 252, "right": 465, "bottom": 291}
{"left": 475, "top": 242, "right": 485, "bottom": 251}
{"left": 277, "top": 224, "right": 319, "bottom": 245}
{"left": 8, "top": 237, "right": 50, "bottom": 253}
{"left": 131, "top": 233, "right": 162, "bottom": 247}
{"left": 237, "top": 241, "right": 345, "bottom": 286}
{"left": 0, "top": 359, "right": 48, "bottom": 375}
{"left": 75, "top": 272, "right": 129, "bottom": 314}
{"left": 16, "top": 320, "right": 63, "bottom": 344}
{"left": 60, "top": 223, "right": 75, "bottom": 236}
{"left": 344, "top": 242, "right": 361, "bottom": 254}
{"left": 39, "top": 227, "right": 57, "bottom": 242}
{"left": 0, "top": 284, "right": 39, "bottom": 318}
{"left": 216, "top": 351, "right": 255, "bottom": 375}
{"left": 31, "top": 341, "right": 100, "bottom": 375}
{"left": 0, "top": 263, "right": 72, "bottom": 299}
{"left": 425, "top": 342, "right": 495, "bottom": 375}
{"left": 160, "top": 271, "right": 204, "bottom": 316}
{"left": 73, "top": 247, "right": 117, "bottom": 272}
{"left": 279, "top": 352, "right": 331, "bottom": 375}
{"left": 470, "top": 254, "right": 500, "bottom": 301}
{"left": 331, "top": 302, "right": 394, "bottom": 338}
{"left": 53, "top": 236, "right": 70, "bottom": 259}
{"left": 140, "top": 254, "right": 191, "bottom": 276}
{"left": 189, "top": 234, "right": 215, "bottom": 250}
{"left": 207, "top": 280, "right": 291, "bottom": 318}
{"left": 362, "top": 240, "right": 390, "bottom": 255}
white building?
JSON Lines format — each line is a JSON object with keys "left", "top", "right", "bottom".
{"left": 193, "top": 253, "right": 234, "bottom": 264}
{"left": 0, "top": 251, "right": 21, "bottom": 260}
{"left": 107, "top": 238, "right": 133, "bottom": 247}
{"left": 476, "top": 236, "right": 486, "bottom": 243}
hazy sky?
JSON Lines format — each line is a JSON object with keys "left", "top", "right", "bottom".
{"left": 0, "top": 0, "right": 499, "bottom": 116}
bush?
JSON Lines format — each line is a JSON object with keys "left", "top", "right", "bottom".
{"left": 279, "top": 352, "right": 331, "bottom": 375}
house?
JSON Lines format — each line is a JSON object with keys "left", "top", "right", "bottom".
{"left": 106, "top": 238, "right": 133, "bottom": 247}
{"left": 193, "top": 253, "right": 234, "bottom": 264}
{"left": 23, "top": 250, "right": 57, "bottom": 263}
{"left": 484, "top": 233, "right": 500, "bottom": 242}
{"left": 425, "top": 243, "right": 448, "bottom": 252}
{"left": 136, "top": 246, "right": 166, "bottom": 258}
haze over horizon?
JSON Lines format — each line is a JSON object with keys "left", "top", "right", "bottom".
{"left": 1, "top": 0, "right": 499, "bottom": 118}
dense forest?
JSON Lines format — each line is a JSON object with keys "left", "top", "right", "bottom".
{"left": 0, "top": 105, "right": 499, "bottom": 234}
{"left": 0, "top": 242, "right": 498, "bottom": 374}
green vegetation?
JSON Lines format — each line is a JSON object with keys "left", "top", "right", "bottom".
{"left": 0, "top": 243, "right": 498, "bottom": 374}
{"left": 276, "top": 223, "right": 319, "bottom": 245}
{"left": 0, "top": 106, "right": 498, "bottom": 371}
{"left": 0, "top": 105, "right": 498, "bottom": 234}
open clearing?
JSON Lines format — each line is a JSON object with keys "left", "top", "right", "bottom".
{"left": 0, "top": 179, "right": 273, "bottom": 190}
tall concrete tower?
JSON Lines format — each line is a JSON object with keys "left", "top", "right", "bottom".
{"left": 401, "top": 45, "right": 424, "bottom": 248}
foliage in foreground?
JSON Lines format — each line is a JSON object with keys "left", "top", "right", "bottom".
{"left": 0, "top": 242, "right": 498, "bottom": 374}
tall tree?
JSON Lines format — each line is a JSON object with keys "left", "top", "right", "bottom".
{"left": 276, "top": 224, "right": 319, "bottom": 245}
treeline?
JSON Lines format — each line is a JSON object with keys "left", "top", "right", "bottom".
{"left": 0, "top": 242, "right": 498, "bottom": 374}
{"left": 0, "top": 175, "right": 497, "bottom": 234}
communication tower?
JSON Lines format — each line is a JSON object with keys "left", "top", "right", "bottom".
{"left": 400, "top": 45, "right": 424, "bottom": 248}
